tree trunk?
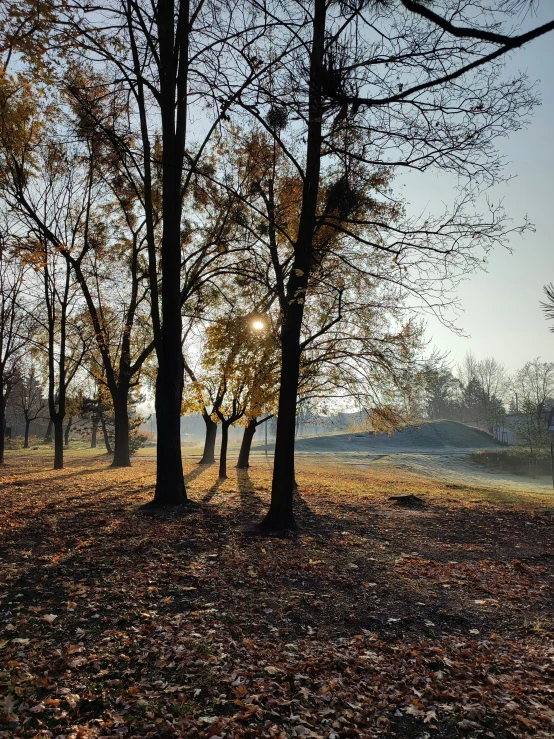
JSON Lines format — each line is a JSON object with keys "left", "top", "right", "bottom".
{"left": 91, "top": 420, "right": 98, "bottom": 448}
{"left": 64, "top": 415, "right": 72, "bottom": 447}
{"left": 0, "top": 396, "right": 5, "bottom": 464}
{"left": 219, "top": 421, "right": 230, "bottom": 479}
{"left": 24, "top": 419, "right": 30, "bottom": 449}
{"left": 148, "top": 7, "right": 189, "bottom": 507}
{"left": 151, "top": 362, "right": 186, "bottom": 504}
{"left": 111, "top": 391, "right": 131, "bottom": 467}
{"left": 199, "top": 412, "right": 217, "bottom": 464}
{"left": 44, "top": 419, "right": 53, "bottom": 443}
{"left": 101, "top": 417, "right": 113, "bottom": 454}
{"left": 261, "top": 334, "right": 300, "bottom": 531}
{"left": 237, "top": 419, "right": 257, "bottom": 469}
{"left": 54, "top": 418, "right": 64, "bottom": 470}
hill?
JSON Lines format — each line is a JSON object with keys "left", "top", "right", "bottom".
{"left": 257, "top": 420, "right": 501, "bottom": 454}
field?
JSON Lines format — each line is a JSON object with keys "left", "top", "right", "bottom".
{"left": 1, "top": 451, "right": 554, "bottom": 739}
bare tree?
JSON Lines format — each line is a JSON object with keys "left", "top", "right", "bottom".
{"left": 42, "top": 0, "right": 273, "bottom": 505}
{"left": 0, "top": 249, "right": 33, "bottom": 463}
{"left": 41, "top": 245, "right": 89, "bottom": 469}
{"left": 17, "top": 359, "right": 47, "bottom": 448}
{"left": 217, "top": 0, "right": 553, "bottom": 530}
{"left": 511, "top": 358, "right": 554, "bottom": 462}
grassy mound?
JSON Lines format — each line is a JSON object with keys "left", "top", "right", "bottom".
{"left": 260, "top": 420, "right": 501, "bottom": 453}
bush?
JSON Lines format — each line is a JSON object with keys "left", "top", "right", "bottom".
{"left": 129, "top": 430, "right": 149, "bottom": 455}
{"left": 471, "top": 447, "right": 552, "bottom": 477}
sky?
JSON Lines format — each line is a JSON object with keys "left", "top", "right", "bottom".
{"left": 406, "top": 8, "right": 554, "bottom": 372}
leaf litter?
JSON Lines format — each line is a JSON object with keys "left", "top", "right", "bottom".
{"left": 0, "top": 455, "right": 553, "bottom": 738}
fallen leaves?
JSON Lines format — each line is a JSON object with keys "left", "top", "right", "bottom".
{"left": 0, "top": 456, "right": 553, "bottom": 738}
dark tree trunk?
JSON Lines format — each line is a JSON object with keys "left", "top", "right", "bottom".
{"left": 24, "top": 419, "right": 30, "bottom": 449}
{"left": 237, "top": 419, "right": 257, "bottom": 469}
{"left": 101, "top": 417, "right": 113, "bottom": 454}
{"left": 44, "top": 419, "right": 53, "bottom": 443}
{"left": 219, "top": 421, "right": 230, "bottom": 479}
{"left": 53, "top": 419, "right": 64, "bottom": 470}
{"left": 261, "top": 335, "right": 300, "bottom": 531}
{"left": 147, "top": 0, "right": 189, "bottom": 507}
{"left": 91, "top": 420, "right": 98, "bottom": 448}
{"left": 0, "top": 396, "right": 5, "bottom": 464}
{"left": 199, "top": 412, "right": 217, "bottom": 464}
{"left": 111, "top": 391, "right": 131, "bottom": 467}
{"left": 64, "top": 415, "right": 72, "bottom": 447}
{"left": 152, "top": 362, "right": 186, "bottom": 504}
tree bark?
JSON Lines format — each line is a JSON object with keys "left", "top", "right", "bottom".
{"left": 261, "top": 334, "right": 301, "bottom": 531}
{"left": 237, "top": 419, "right": 257, "bottom": 469}
{"left": 24, "top": 419, "right": 30, "bottom": 449}
{"left": 0, "top": 394, "right": 5, "bottom": 464}
{"left": 64, "top": 415, "right": 73, "bottom": 447}
{"left": 147, "top": 0, "right": 189, "bottom": 506}
{"left": 199, "top": 412, "right": 217, "bottom": 464}
{"left": 152, "top": 362, "right": 186, "bottom": 504}
{"left": 101, "top": 417, "right": 113, "bottom": 454}
{"left": 219, "top": 421, "right": 230, "bottom": 479}
{"left": 44, "top": 419, "right": 53, "bottom": 443}
{"left": 54, "top": 419, "right": 64, "bottom": 470}
{"left": 111, "top": 391, "right": 131, "bottom": 467}
{"left": 91, "top": 420, "right": 98, "bottom": 448}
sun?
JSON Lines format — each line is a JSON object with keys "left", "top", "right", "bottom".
{"left": 252, "top": 320, "right": 264, "bottom": 331}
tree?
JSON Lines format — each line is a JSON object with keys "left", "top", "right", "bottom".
{"left": 236, "top": 415, "right": 273, "bottom": 470}
{"left": 0, "top": 90, "right": 155, "bottom": 468}
{"left": 42, "top": 253, "right": 89, "bottom": 469}
{"left": 183, "top": 313, "right": 280, "bottom": 479}
{"left": 541, "top": 283, "right": 554, "bottom": 331}
{"left": 511, "top": 360, "right": 554, "bottom": 471}
{"left": 179, "top": 176, "right": 262, "bottom": 467}
{"left": 0, "top": 248, "right": 33, "bottom": 463}
{"left": 41, "top": 0, "right": 270, "bottom": 505}
{"left": 513, "top": 359, "right": 554, "bottom": 429}
{"left": 79, "top": 384, "right": 113, "bottom": 450}
{"left": 17, "top": 358, "right": 46, "bottom": 448}
{"left": 423, "top": 364, "right": 461, "bottom": 420}
{"left": 219, "top": 0, "right": 552, "bottom": 530}
{"left": 474, "top": 358, "right": 507, "bottom": 432}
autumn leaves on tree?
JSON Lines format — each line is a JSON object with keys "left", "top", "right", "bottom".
{"left": 0, "top": 0, "right": 553, "bottom": 529}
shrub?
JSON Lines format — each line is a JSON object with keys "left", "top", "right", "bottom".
{"left": 471, "top": 447, "right": 552, "bottom": 478}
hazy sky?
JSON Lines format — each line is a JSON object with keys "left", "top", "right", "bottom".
{"left": 407, "top": 9, "right": 554, "bottom": 372}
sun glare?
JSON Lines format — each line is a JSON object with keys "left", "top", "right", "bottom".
{"left": 252, "top": 320, "right": 264, "bottom": 330}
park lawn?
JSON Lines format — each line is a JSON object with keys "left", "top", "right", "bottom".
{"left": 0, "top": 456, "right": 553, "bottom": 739}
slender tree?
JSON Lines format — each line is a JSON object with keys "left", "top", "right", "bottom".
{"left": 43, "top": 0, "right": 273, "bottom": 504}
{"left": 219, "top": 0, "right": 554, "bottom": 530}
{"left": 18, "top": 359, "right": 46, "bottom": 448}
{"left": 0, "top": 248, "right": 32, "bottom": 463}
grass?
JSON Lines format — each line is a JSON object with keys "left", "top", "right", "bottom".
{"left": 1, "top": 454, "right": 554, "bottom": 738}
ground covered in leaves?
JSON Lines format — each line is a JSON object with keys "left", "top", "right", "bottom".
{"left": 1, "top": 455, "right": 554, "bottom": 739}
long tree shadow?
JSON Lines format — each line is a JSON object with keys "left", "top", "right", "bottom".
{"left": 185, "top": 463, "right": 212, "bottom": 486}
{"left": 236, "top": 468, "right": 267, "bottom": 521}
{"left": 201, "top": 476, "right": 224, "bottom": 504}
{"left": 292, "top": 486, "right": 328, "bottom": 532}
{"left": 36, "top": 466, "right": 110, "bottom": 483}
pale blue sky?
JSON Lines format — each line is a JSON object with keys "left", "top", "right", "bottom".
{"left": 410, "top": 12, "right": 554, "bottom": 372}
